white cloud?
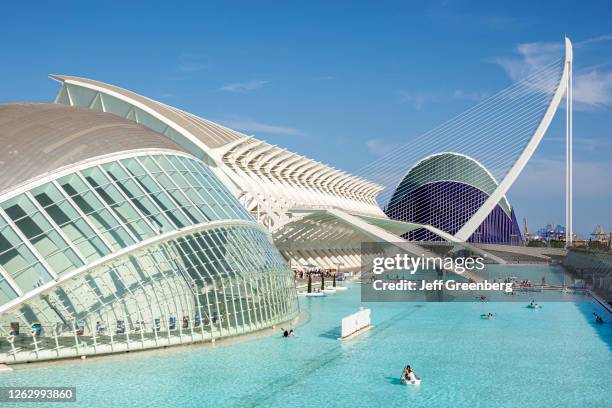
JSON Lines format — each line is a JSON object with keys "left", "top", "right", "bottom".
{"left": 575, "top": 35, "right": 612, "bottom": 47}
{"left": 492, "top": 36, "right": 612, "bottom": 110}
{"left": 397, "top": 90, "right": 438, "bottom": 110}
{"left": 177, "top": 54, "right": 209, "bottom": 73}
{"left": 491, "top": 41, "right": 562, "bottom": 83}
{"left": 453, "top": 89, "right": 490, "bottom": 101}
{"left": 398, "top": 89, "right": 490, "bottom": 109}
{"left": 573, "top": 70, "right": 612, "bottom": 108}
{"left": 220, "top": 80, "right": 269, "bottom": 93}
{"left": 366, "top": 139, "right": 398, "bottom": 156}
{"left": 222, "top": 119, "right": 304, "bottom": 137}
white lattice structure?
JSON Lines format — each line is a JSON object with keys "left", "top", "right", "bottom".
{"left": 219, "top": 137, "right": 385, "bottom": 225}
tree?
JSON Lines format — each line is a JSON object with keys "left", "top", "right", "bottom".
{"left": 333, "top": 273, "right": 337, "bottom": 287}
{"left": 307, "top": 273, "right": 312, "bottom": 293}
{"left": 321, "top": 273, "right": 325, "bottom": 289}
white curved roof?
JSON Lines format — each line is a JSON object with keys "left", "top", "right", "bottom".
{"left": 51, "top": 75, "right": 245, "bottom": 148}
{"left": 0, "top": 103, "right": 186, "bottom": 195}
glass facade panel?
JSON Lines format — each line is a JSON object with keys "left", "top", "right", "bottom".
{"left": 0, "top": 277, "right": 16, "bottom": 304}
{"left": 0, "top": 216, "right": 52, "bottom": 292}
{"left": 2, "top": 195, "right": 83, "bottom": 275}
{"left": 165, "top": 156, "right": 224, "bottom": 220}
{"left": 102, "top": 162, "right": 174, "bottom": 233}
{"left": 140, "top": 156, "right": 211, "bottom": 223}
{"left": 32, "top": 183, "right": 111, "bottom": 262}
{"left": 134, "top": 108, "right": 167, "bottom": 134}
{"left": 81, "top": 167, "right": 156, "bottom": 240}
{"left": 121, "top": 158, "right": 193, "bottom": 228}
{"left": 66, "top": 84, "right": 96, "bottom": 107}
{"left": 99, "top": 93, "right": 132, "bottom": 117}
{"left": 183, "top": 157, "right": 251, "bottom": 220}
{"left": 58, "top": 174, "right": 136, "bottom": 250}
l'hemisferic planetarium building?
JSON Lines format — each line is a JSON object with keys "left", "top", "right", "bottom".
{"left": 0, "top": 103, "right": 298, "bottom": 364}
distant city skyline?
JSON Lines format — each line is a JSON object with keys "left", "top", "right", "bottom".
{"left": 1, "top": 1, "right": 610, "bottom": 237}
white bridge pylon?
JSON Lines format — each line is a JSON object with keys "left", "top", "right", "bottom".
{"left": 456, "top": 38, "right": 573, "bottom": 241}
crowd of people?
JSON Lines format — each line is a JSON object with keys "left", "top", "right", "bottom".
{"left": 517, "top": 279, "right": 534, "bottom": 287}
{"left": 294, "top": 269, "right": 336, "bottom": 280}
{"left": 495, "top": 277, "right": 549, "bottom": 288}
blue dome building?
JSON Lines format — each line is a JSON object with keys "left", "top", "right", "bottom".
{"left": 385, "top": 152, "right": 522, "bottom": 245}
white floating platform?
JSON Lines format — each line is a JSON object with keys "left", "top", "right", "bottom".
{"left": 322, "top": 288, "right": 336, "bottom": 294}
{"left": 305, "top": 292, "right": 326, "bottom": 297}
{"left": 339, "top": 308, "right": 371, "bottom": 340}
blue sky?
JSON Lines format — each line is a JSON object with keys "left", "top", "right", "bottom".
{"left": 1, "top": 1, "right": 611, "bottom": 237}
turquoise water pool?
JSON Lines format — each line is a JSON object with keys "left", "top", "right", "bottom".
{"left": 2, "top": 276, "right": 611, "bottom": 407}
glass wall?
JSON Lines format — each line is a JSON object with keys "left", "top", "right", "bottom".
{"left": 0, "top": 225, "right": 298, "bottom": 363}
{"left": 0, "top": 153, "right": 254, "bottom": 305}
